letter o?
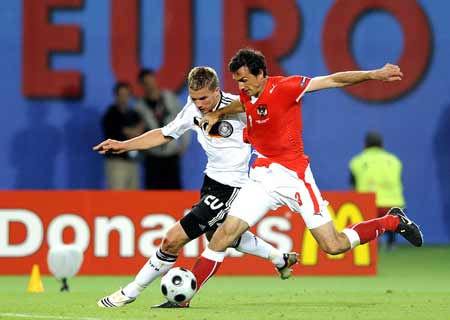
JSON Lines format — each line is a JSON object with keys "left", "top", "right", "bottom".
{"left": 47, "top": 214, "right": 90, "bottom": 252}
{"left": 323, "top": 0, "right": 431, "bottom": 101}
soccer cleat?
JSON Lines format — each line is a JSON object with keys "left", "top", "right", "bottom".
{"left": 276, "top": 252, "right": 299, "bottom": 280}
{"left": 388, "top": 207, "right": 423, "bottom": 247}
{"left": 151, "top": 301, "right": 190, "bottom": 309}
{"left": 97, "top": 288, "right": 135, "bottom": 308}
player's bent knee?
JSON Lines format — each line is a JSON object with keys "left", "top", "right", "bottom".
{"left": 161, "top": 231, "right": 189, "bottom": 254}
{"left": 221, "top": 217, "right": 249, "bottom": 239}
{"left": 161, "top": 236, "right": 181, "bottom": 254}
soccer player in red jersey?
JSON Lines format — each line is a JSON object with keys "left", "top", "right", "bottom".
{"left": 187, "top": 48, "right": 423, "bottom": 302}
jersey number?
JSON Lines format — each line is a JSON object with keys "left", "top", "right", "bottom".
{"left": 204, "top": 195, "right": 224, "bottom": 210}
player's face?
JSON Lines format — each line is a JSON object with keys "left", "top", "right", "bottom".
{"left": 189, "top": 87, "right": 221, "bottom": 114}
{"left": 232, "top": 66, "right": 265, "bottom": 97}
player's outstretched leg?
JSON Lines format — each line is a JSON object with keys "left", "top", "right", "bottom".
{"left": 98, "top": 223, "right": 189, "bottom": 308}
{"left": 388, "top": 207, "right": 423, "bottom": 247}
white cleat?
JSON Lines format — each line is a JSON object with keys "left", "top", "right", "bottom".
{"left": 97, "top": 288, "right": 135, "bottom": 308}
{"left": 276, "top": 252, "right": 299, "bottom": 280}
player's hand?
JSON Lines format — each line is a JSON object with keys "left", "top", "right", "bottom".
{"left": 92, "top": 139, "right": 128, "bottom": 154}
{"left": 199, "top": 111, "right": 220, "bottom": 134}
{"left": 375, "top": 63, "right": 403, "bottom": 82}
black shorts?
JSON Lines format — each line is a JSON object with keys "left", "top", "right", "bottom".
{"left": 180, "top": 175, "right": 240, "bottom": 240}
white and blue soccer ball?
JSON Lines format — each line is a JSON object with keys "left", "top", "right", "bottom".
{"left": 160, "top": 267, "right": 197, "bottom": 304}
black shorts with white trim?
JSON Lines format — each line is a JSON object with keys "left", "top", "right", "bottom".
{"left": 180, "top": 175, "right": 240, "bottom": 240}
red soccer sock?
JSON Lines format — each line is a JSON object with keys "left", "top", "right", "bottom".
{"left": 347, "top": 220, "right": 385, "bottom": 245}
{"left": 346, "top": 215, "right": 400, "bottom": 245}
{"left": 376, "top": 214, "right": 400, "bottom": 231}
{"left": 191, "top": 248, "right": 225, "bottom": 291}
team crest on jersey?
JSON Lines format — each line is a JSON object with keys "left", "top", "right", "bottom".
{"left": 256, "top": 104, "right": 268, "bottom": 118}
{"left": 217, "top": 121, "right": 233, "bottom": 138}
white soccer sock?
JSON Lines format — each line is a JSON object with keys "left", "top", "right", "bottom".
{"left": 202, "top": 247, "right": 226, "bottom": 262}
{"left": 122, "top": 248, "right": 177, "bottom": 298}
{"left": 235, "top": 231, "right": 285, "bottom": 268}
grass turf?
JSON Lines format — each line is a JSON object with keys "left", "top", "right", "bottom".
{"left": 0, "top": 246, "right": 449, "bottom": 320}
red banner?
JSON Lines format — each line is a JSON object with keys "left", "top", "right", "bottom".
{"left": 0, "top": 191, "right": 376, "bottom": 275}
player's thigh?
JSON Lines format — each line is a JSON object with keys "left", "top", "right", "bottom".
{"left": 281, "top": 165, "right": 332, "bottom": 229}
{"left": 179, "top": 188, "right": 238, "bottom": 239}
{"left": 227, "top": 180, "right": 277, "bottom": 227}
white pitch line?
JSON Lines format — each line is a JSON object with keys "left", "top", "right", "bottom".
{"left": 0, "top": 313, "right": 149, "bottom": 320}
{"left": 0, "top": 313, "right": 101, "bottom": 320}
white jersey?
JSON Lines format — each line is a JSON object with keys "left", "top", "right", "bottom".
{"left": 161, "top": 92, "right": 250, "bottom": 187}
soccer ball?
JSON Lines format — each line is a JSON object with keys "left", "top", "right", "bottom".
{"left": 160, "top": 267, "right": 197, "bottom": 304}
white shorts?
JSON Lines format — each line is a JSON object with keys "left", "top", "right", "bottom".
{"left": 228, "top": 163, "right": 332, "bottom": 229}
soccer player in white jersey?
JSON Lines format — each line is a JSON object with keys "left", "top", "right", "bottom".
{"left": 93, "top": 66, "right": 298, "bottom": 308}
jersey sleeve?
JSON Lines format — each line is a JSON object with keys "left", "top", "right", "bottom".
{"left": 280, "top": 75, "right": 311, "bottom": 103}
{"left": 161, "top": 97, "right": 195, "bottom": 139}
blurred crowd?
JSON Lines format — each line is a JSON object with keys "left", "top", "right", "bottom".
{"left": 101, "top": 69, "right": 190, "bottom": 190}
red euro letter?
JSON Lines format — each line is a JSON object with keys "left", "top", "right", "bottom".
{"left": 22, "top": 0, "right": 82, "bottom": 98}
{"left": 323, "top": 0, "right": 431, "bottom": 101}
{"left": 111, "top": 0, "right": 192, "bottom": 95}
{"left": 223, "top": 0, "right": 302, "bottom": 92}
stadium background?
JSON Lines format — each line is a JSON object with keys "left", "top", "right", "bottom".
{"left": 0, "top": 0, "right": 448, "bottom": 245}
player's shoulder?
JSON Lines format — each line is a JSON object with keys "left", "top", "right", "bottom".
{"left": 272, "top": 75, "right": 308, "bottom": 86}
{"left": 178, "top": 96, "right": 200, "bottom": 118}
{"left": 268, "top": 76, "right": 285, "bottom": 85}
{"left": 220, "top": 91, "right": 239, "bottom": 106}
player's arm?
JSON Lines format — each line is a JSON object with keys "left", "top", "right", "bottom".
{"left": 93, "top": 129, "right": 173, "bottom": 154}
{"left": 306, "top": 63, "right": 403, "bottom": 92}
{"left": 200, "top": 100, "right": 245, "bottom": 133}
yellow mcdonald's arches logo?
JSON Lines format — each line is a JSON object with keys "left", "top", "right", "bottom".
{"left": 301, "top": 202, "right": 370, "bottom": 266}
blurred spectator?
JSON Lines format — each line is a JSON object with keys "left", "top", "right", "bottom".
{"left": 136, "top": 69, "right": 190, "bottom": 189}
{"left": 349, "top": 132, "right": 406, "bottom": 251}
{"left": 102, "top": 82, "right": 145, "bottom": 189}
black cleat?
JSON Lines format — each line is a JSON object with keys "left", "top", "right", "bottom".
{"left": 151, "top": 301, "right": 189, "bottom": 309}
{"left": 388, "top": 207, "right": 423, "bottom": 247}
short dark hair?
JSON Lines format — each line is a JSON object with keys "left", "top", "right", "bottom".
{"left": 228, "top": 48, "right": 268, "bottom": 77}
{"left": 365, "top": 131, "right": 383, "bottom": 148}
{"left": 188, "top": 66, "right": 219, "bottom": 91}
{"left": 138, "top": 68, "right": 155, "bottom": 83}
{"left": 113, "top": 81, "right": 130, "bottom": 95}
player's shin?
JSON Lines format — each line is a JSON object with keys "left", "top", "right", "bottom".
{"left": 342, "top": 215, "right": 400, "bottom": 248}
{"left": 234, "top": 231, "right": 285, "bottom": 267}
{"left": 191, "top": 248, "right": 225, "bottom": 292}
{"left": 122, "top": 248, "right": 177, "bottom": 298}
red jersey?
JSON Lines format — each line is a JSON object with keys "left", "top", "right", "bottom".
{"left": 240, "top": 75, "right": 311, "bottom": 178}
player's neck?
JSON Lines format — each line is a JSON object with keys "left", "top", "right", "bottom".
{"left": 254, "top": 78, "right": 267, "bottom": 98}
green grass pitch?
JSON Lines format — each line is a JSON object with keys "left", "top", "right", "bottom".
{"left": 0, "top": 246, "right": 449, "bottom": 320}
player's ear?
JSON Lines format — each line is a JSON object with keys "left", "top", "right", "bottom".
{"left": 257, "top": 69, "right": 265, "bottom": 80}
